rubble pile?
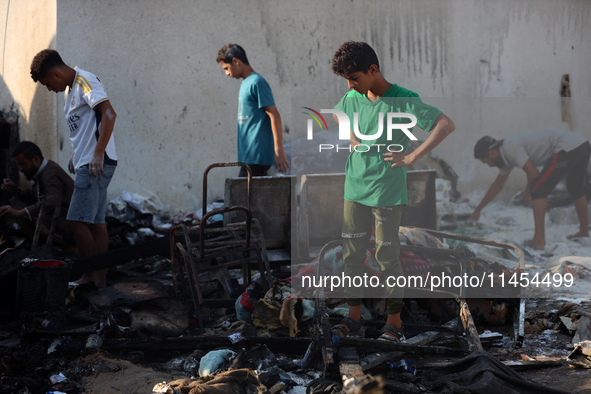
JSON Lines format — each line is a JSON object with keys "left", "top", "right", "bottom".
{"left": 1, "top": 180, "right": 591, "bottom": 393}
{"left": 0, "top": 242, "right": 590, "bottom": 393}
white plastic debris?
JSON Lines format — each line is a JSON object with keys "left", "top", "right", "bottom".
{"left": 152, "top": 382, "right": 174, "bottom": 393}
{"left": 108, "top": 189, "right": 164, "bottom": 220}
{"left": 49, "top": 373, "right": 67, "bottom": 384}
{"left": 196, "top": 202, "right": 224, "bottom": 222}
{"left": 560, "top": 316, "right": 578, "bottom": 332}
{"left": 228, "top": 332, "right": 242, "bottom": 344}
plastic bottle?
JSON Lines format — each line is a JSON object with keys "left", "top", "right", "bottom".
{"left": 268, "top": 379, "right": 290, "bottom": 394}
{"left": 81, "top": 334, "right": 102, "bottom": 356}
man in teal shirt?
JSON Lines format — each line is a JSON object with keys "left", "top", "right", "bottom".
{"left": 330, "top": 41, "right": 455, "bottom": 342}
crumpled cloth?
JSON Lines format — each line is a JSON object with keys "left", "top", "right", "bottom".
{"left": 169, "top": 368, "right": 268, "bottom": 394}
{"left": 568, "top": 340, "right": 591, "bottom": 369}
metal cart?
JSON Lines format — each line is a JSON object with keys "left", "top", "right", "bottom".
{"left": 169, "top": 163, "right": 273, "bottom": 325}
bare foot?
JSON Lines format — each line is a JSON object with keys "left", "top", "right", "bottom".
{"left": 92, "top": 270, "right": 108, "bottom": 289}
{"left": 73, "top": 272, "right": 107, "bottom": 290}
{"left": 68, "top": 275, "right": 96, "bottom": 291}
{"left": 73, "top": 274, "right": 94, "bottom": 286}
{"left": 567, "top": 232, "right": 590, "bottom": 240}
{"left": 523, "top": 239, "right": 545, "bottom": 250}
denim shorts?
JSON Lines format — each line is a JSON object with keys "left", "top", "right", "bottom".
{"left": 66, "top": 164, "right": 116, "bottom": 224}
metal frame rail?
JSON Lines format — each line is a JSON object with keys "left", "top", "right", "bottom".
{"left": 169, "top": 163, "right": 273, "bottom": 326}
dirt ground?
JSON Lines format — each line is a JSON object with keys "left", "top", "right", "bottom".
{"left": 74, "top": 343, "right": 591, "bottom": 394}
{"left": 72, "top": 299, "right": 591, "bottom": 394}
{"left": 521, "top": 366, "right": 591, "bottom": 393}
{"left": 2, "top": 257, "right": 591, "bottom": 393}
{"left": 2, "top": 299, "right": 591, "bottom": 394}
{"left": 77, "top": 354, "right": 178, "bottom": 394}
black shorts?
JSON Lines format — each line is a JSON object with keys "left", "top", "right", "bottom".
{"left": 530, "top": 141, "right": 590, "bottom": 200}
{"left": 238, "top": 164, "right": 270, "bottom": 177}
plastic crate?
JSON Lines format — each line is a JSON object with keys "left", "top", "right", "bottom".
{"left": 16, "top": 259, "right": 72, "bottom": 313}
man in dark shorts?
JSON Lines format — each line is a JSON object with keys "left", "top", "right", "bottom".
{"left": 470, "top": 128, "right": 590, "bottom": 250}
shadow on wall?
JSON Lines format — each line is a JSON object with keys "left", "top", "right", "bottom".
{"left": 0, "top": 75, "right": 19, "bottom": 183}
{"left": 1, "top": 59, "right": 61, "bottom": 189}
{"left": 28, "top": 57, "right": 63, "bottom": 165}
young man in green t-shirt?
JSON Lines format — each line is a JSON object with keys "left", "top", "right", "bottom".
{"left": 330, "top": 41, "right": 455, "bottom": 342}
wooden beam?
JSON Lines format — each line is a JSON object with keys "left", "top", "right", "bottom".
{"left": 459, "top": 298, "right": 483, "bottom": 352}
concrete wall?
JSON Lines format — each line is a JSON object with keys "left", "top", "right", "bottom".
{"left": 1, "top": 0, "right": 590, "bottom": 213}
{"left": 0, "top": 0, "right": 57, "bottom": 159}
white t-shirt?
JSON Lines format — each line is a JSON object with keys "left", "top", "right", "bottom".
{"left": 499, "top": 128, "right": 587, "bottom": 175}
{"left": 64, "top": 68, "right": 117, "bottom": 170}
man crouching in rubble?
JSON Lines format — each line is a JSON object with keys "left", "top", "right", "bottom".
{"left": 470, "top": 128, "right": 590, "bottom": 250}
{"left": 0, "top": 141, "right": 74, "bottom": 247}
{"left": 30, "top": 49, "right": 118, "bottom": 289}
{"left": 329, "top": 42, "right": 455, "bottom": 342}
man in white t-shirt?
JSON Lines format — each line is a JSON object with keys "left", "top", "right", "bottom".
{"left": 470, "top": 128, "right": 590, "bottom": 250}
{"left": 30, "top": 49, "right": 117, "bottom": 288}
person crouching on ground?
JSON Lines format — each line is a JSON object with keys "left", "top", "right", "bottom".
{"left": 470, "top": 128, "right": 590, "bottom": 250}
{"left": 0, "top": 140, "right": 74, "bottom": 248}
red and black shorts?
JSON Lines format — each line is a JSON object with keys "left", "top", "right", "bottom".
{"left": 530, "top": 141, "right": 590, "bottom": 200}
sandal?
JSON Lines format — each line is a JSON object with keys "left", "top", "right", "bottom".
{"left": 378, "top": 324, "right": 405, "bottom": 342}
{"left": 567, "top": 232, "right": 590, "bottom": 240}
{"left": 331, "top": 317, "right": 365, "bottom": 338}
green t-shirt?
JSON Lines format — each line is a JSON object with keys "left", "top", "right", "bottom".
{"left": 334, "top": 84, "right": 442, "bottom": 207}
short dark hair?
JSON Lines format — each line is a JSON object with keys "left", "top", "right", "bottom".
{"left": 216, "top": 44, "right": 250, "bottom": 65}
{"left": 474, "top": 136, "right": 503, "bottom": 159}
{"left": 12, "top": 141, "right": 43, "bottom": 160}
{"left": 30, "top": 49, "right": 66, "bottom": 82}
{"left": 332, "top": 41, "right": 380, "bottom": 76}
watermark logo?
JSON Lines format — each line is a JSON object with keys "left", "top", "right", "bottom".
{"left": 302, "top": 107, "right": 329, "bottom": 137}
{"left": 303, "top": 108, "right": 418, "bottom": 152}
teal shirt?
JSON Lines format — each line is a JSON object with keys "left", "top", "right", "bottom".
{"left": 237, "top": 72, "right": 275, "bottom": 166}
{"left": 335, "top": 84, "right": 442, "bottom": 207}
